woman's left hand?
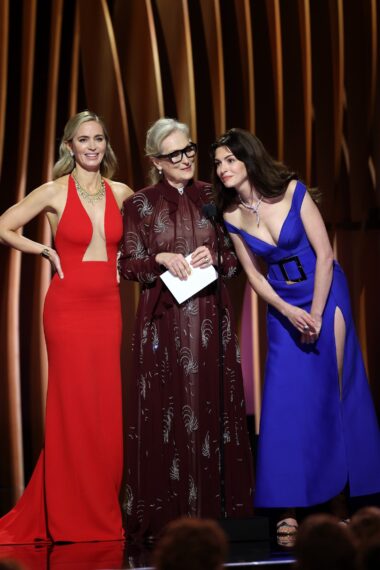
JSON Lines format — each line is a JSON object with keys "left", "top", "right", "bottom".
{"left": 301, "top": 314, "right": 322, "bottom": 344}
{"left": 190, "top": 246, "right": 214, "bottom": 268}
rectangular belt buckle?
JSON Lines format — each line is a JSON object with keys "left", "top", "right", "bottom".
{"left": 278, "top": 255, "right": 307, "bottom": 282}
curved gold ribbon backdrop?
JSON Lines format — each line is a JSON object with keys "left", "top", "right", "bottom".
{"left": 0, "top": 0, "right": 379, "bottom": 512}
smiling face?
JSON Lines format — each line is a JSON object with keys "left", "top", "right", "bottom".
{"left": 214, "top": 146, "right": 249, "bottom": 191}
{"left": 68, "top": 120, "right": 107, "bottom": 172}
{"left": 152, "top": 129, "right": 196, "bottom": 188}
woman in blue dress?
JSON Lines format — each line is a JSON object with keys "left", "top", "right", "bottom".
{"left": 211, "top": 128, "right": 380, "bottom": 546}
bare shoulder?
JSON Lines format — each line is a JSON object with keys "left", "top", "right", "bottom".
{"left": 223, "top": 202, "right": 240, "bottom": 225}
{"left": 0, "top": 177, "right": 69, "bottom": 225}
{"left": 43, "top": 176, "right": 68, "bottom": 195}
{"left": 107, "top": 179, "right": 134, "bottom": 207}
{"left": 284, "top": 178, "right": 298, "bottom": 201}
{"left": 24, "top": 176, "right": 68, "bottom": 206}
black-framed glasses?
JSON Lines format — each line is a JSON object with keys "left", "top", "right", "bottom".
{"left": 156, "top": 143, "right": 197, "bottom": 164}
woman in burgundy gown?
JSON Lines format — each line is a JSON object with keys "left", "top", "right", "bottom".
{"left": 119, "top": 118, "right": 254, "bottom": 541}
{"left": 0, "top": 110, "right": 133, "bottom": 544}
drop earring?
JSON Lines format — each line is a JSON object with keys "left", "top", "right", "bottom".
{"left": 158, "top": 167, "right": 162, "bottom": 175}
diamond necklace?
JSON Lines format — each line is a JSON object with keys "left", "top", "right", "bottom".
{"left": 239, "top": 192, "right": 263, "bottom": 226}
{"left": 72, "top": 170, "right": 105, "bottom": 205}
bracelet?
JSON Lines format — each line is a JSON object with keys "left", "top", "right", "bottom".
{"left": 41, "top": 248, "right": 51, "bottom": 260}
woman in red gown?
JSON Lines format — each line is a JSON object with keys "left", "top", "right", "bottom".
{"left": 0, "top": 111, "right": 133, "bottom": 543}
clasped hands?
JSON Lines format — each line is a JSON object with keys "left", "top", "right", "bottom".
{"left": 156, "top": 246, "right": 214, "bottom": 280}
{"left": 287, "top": 306, "right": 322, "bottom": 344}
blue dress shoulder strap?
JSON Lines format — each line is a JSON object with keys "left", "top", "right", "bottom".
{"left": 293, "top": 180, "right": 307, "bottom": 214}
{"left": 224, "top": 220, "right": 240, "bottom": 234}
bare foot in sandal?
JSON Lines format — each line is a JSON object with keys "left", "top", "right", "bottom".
{"left": 277, "top": 517, "right": 298, "bottom": 548}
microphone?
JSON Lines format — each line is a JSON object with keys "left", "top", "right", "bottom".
{"left": 202, "top": 203, "right": 217, "bottom": 220}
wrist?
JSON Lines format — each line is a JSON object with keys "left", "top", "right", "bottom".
{"left": 279, "top": 300, "right": 291, "bottom": 317}
{"left": 41, "top": 247, "right": 51, "bottom": 260}
{"left": 311, "top": 310, "right": 323, "bottom": 319}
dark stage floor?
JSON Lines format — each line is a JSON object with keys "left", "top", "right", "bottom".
{"left": 0, "top": 540, "right": 295, "bottom": 569}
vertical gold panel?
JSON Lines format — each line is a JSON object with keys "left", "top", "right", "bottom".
{"left": 6, "top": 0, "right": 39, "bottom": 501}
{"left": 232, "top": 0, "right": 259, "bottom": 430}
{"left": 29, "top": 0, "right": 65, "bottom": 452}
{"left": 373, "top": 1, "right": 380, "bottom": 211}
{"left": 113, "top": 0, "right": 164, "bottom": 188}
{"left": 331, "top": 0, "right": 345, "bottom": 180}
{"left": 78, "top": 0, "right": 132, "bottom": 184}
{"left": 279, "top": 1, "right": 309, "bottom": 179}
{"left": 68, "top": 3, "right": 80, "bottom": 116}
{"left": 234, "top": 0, "right": 255, "bottom": 132}
{"left": 344, "top": 0, "right": 376, "bottom": 221}
{"left": 155, "top": 0, "right": 196, "bottom": 137}
{"left": 310, "top": 0, "right": 344, "bottom": 220}
{"left": 198, "top": 0, "right": 225, "bottom": 135}
{"left": 297, "top": 0, "right": 312, "bottom": 184}
{"left": 265, "top": 0, "right": 284, "bottom": 159}
{"left": 0, "top": 0, "right": 9, "bottom": 175}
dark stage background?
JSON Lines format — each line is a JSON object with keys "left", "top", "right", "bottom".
{"left": 0, "top": 0, "right": 379, "bottom": 514}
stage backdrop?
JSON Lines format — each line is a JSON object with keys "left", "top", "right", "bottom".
{"left": 0, "top": 0, "right": 379, "bottom": 513}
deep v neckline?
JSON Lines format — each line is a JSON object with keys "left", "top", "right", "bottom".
{"left": 73, "top": 175, "right": 107, "bottom": 229}
{"left": 231, "top": 181, "right": 299, "bottom": 248}
{"left": 72, "top": 174, "right": 109, "bottom": 261}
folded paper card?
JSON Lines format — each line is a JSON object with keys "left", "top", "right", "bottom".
{"left": 160, "top": 253, "right": 218, "bottom": 304}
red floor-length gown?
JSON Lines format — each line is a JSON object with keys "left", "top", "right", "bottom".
{"left": 0, "top": 175, "right": 124, "bottom": 544}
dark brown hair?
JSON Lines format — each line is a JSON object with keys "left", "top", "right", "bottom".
{"left": 211, "top": 128, "right": 297, "bottom": 212}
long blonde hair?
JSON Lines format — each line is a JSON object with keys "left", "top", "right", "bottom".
{"left": 52, "top": 110, "right": 118, "bottom": 180}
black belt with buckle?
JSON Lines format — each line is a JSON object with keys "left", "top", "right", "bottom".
{"left": 276, "top": 255, "right": 307, "bottom": 282}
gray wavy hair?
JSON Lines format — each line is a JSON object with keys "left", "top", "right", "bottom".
{"left": 145, "top": 117, "right": 190, "bottom": 184}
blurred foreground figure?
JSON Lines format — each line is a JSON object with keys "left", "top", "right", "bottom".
{"left": 153, "top": 517, "right": 228, "bottom": 570}
{"left": 294, "top": 514, "right": 356, "bottom": 570}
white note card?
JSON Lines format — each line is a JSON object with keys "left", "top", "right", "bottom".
{"left": 160, "top": 253, "right": 218, "bottom": 304}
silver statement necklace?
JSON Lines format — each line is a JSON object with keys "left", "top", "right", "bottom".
{"left": 72, "top": 170, "right": 105, "bottom": 205}
{"left": 239, "top": 192, "right": 263, "bottom": 226}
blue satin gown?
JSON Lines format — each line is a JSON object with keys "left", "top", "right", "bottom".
{"left": 225, "top": 181, "right": 380, "bottom": 508}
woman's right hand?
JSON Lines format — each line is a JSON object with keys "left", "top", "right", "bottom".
{"left": 284, "top": 304, "right": 317, "bottom": 337}
{"left": 43, "top": 248, "right": 64, "bottom": 279}
{"left": 155, "top": 252, "right": 191, "bottom": 280}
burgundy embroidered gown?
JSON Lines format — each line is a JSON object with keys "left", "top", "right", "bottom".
{"left": 0, "top": 175, "right": 124, "bottom": 544}
{"left": 119, "top": 179, "right": 254, "bottom": 539}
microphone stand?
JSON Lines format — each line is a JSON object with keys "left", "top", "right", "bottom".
{"left": 202, "top": 204, "right": 269, "bottom": 543}
{"left": 202, "top": 204, "right": 226, "bottom": 518}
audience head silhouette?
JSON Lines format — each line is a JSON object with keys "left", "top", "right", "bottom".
{"left": 350, "top": 507, "right": 380, "bottom": 570}
{"left": 350, "top": 506, "right": 380, "bottom": 546}
{"left": 294, "top": 513, "right": 356, "bottom": 570}
{"left": 153, "top": 517, "right": 228, "bottom": 570}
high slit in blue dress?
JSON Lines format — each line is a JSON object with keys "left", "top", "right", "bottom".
{"left": 225, "top": 181, "right": 380, "bottom": 508}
